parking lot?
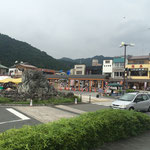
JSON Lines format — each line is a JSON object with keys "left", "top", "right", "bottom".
{"left": 1, "top": 102, "right": 150, "bottom": 133}
{"left": 0, "top": 106, "right": 41, "bottom": 132}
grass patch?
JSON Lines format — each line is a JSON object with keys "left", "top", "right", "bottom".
{"left": 0, "top": 109, "right": 150, "bottom": 150}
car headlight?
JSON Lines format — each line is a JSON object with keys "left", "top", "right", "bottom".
{"left": 119, "top": 105, "right": 126, "bottom": 108}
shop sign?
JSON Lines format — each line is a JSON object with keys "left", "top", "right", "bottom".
{"left": 140, "top": 64, "right": 143, "bottom": 68}
{"left": 132, "top": 65, "right": 134, "bottom": 68}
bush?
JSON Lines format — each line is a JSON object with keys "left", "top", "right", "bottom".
{"left": 126, "top": 89, "right": 136, "bottom": 93}
{"left": 0, "top": 96, "right": 81, "bottom": 105}
{"left": 0, "top": 109, "right": 150, "bottom": 150}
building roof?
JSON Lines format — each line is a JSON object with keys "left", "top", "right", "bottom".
{"left": 16, "top": 64, "right": 37, "bottom": 69}
{"left": 47, "top": 75, "right": 106, "bottom": 80}
{"left": 0, "top": 64, "right": 8, "bottom": 69}
{"left": 113, "top": 57, "right": 124, "bottom": 63}
{"left": 128, "top": 55, "right": 150, "bottom": 60}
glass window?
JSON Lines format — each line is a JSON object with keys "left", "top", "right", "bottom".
{"left": 120, "top": 63, "right": 124, "bottom": 66}
{"left": 76, "top": 71, "right": 82, "bottom": 74}
{"left": 131, "top": 70, "right": 148, "bottom": 76}
{"left": 115, "top": 63, "right": 119, "bottom": 67}
{"left": 119, "top": 93, "right": 136, "bottom": 101}
{"left": 135, "top": 94, "right": 143, "bottom": 101}
{"left": 105, "top": 60, "right": 110, "bottom": 63}
{"left": 120, "top": 72, "right": 123, "bottom": 77}
{"left": 142, "top": 94, "right": 148, "bottom": 101}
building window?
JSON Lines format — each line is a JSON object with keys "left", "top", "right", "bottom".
{"left": 76, "top": 67, "right": 83, "bottom": 69}
{"left": 114, "top": 72, "right": 119, "bottom": 76}
{"left": 76, "top": 71, "right": 82, "bottom": 75}
{"left": 120, "top": 72, "right": 123, "bottom": 77}
{"left": 105, "top": 60, "right": 110, "bottom": 64}
{"left": 130, "top": 68, "right": 148, "bottom": 76}
{"left": 120, "top": 63, "right": 124, "bottom": 66}
{"left": 115, "top": 63, "right": 119, "bottom": 67}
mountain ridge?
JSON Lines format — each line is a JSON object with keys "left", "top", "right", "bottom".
{"left": 60, "top": 55, "right": 113, "bottom": 66}
{"left": 0, "top": 33, "right": 75, "bottom": 71}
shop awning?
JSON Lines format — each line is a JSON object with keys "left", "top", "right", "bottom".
{"left": 0, "top": 78, "right": 22, "bottom": 84}
{"left": 108, "top": 83, "right": 122, "bottom": 87}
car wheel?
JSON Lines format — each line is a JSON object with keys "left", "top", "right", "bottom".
{"left": 147, "top": 106, "right": 150, "bottom": 112}
{"left": 129, "top": 107, "right": 134, "bottom": 111}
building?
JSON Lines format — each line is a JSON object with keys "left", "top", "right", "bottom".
{"left": 9, "top": 63, "right": 37, "bottom": 77}
{"left": 102, "top": 60, "right": 113, "bottom": 77}
{"left": 92, "top": 59, "right": 101, "bottom": 66}
{"left": 126, "top": 55, "right": 150, "bottom": 90}
{"left": 86, "top": 66, "right": 102, "bottom": 75}
{"left": 8, "top": 68, "right": 22, "bottom": 77}
{"left": 74, "top": 64, "right": 86, "bottom": 75}
{"left": 112, "top": 57, "right": 124, "bottom": 79}
{"left": 0, "top": 64, "right": 8, "bottom": 75}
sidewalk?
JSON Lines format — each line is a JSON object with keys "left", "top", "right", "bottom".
{"left": 96, "top": 130, "right": 150, "bottom": 150}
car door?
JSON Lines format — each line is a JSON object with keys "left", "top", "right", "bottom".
{"left": 142, "top": 94, "right": 150, "bottom": 111}
{"left": 133, "top": 94, "right": 145, "bottom": 111}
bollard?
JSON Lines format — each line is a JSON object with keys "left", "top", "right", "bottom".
{"left": 75, "top": 98, "right": 78, "bottom": 104}
{"left": 30, "top": 99, "right": 33, "bottom": 106}
{"left": 80, "top": 94, "right": 82, "bottom": 102}
{"left": 89, "top": 95, "right": 91, "bottom": 103}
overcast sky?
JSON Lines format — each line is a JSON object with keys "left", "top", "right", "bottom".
{"left": 0, "top": 0, "right": 150, "bottom": 59}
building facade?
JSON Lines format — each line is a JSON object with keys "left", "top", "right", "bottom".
{"left": 92, "top": 59, "right": 101, "bottom": 66}
{"left": 102, "top": 60, "right": 113, "bottom": 77}
{"left": 126, "top": 55, "right": 150, "bottom": 90}
{"left": 86, "top": 66, "right": 102, "bottom": 75}
{"left": 112, "top": 57, "right": 124, "bottom": 79}
{"left": 74, "top": 64, "right": 86, "bottom": 75}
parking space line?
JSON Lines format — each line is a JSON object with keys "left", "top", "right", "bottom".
{"left": 0, "top": 119, "right": 23, "bottom": 125}
{"left": 6, "top": 108, "right": 30, "bottom": 120}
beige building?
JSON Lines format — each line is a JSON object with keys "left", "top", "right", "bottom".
{"left": 92, "top": 59, "right": 101, "bottom": 66}
{"left": 74, "top": 64, "right": 86, "bottom": 75}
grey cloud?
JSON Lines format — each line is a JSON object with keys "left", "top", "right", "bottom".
{"left": 0, "top": 0, "right": 150, "bottom": 59}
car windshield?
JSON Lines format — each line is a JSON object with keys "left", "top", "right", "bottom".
{"left": 119, "top": 93, "right": 136, "bottom": 101}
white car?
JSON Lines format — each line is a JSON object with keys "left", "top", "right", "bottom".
{"left": 111, "top": 92, "right": 150, "bottom": 111}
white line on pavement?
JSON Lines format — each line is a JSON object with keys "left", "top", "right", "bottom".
{"left": 6, "top": 108, "right": 30, "bottom": 120}
{"left": 0, "top": 119, "right": 23, "bottom": 125}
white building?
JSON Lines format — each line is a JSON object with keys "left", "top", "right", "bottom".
{"left": 102, "top": 60, "right": 113, "bottom": 77}
{"left": 8, "top": 68, "right": 22, "bottom": 77}
{"left": 74, "top": 64, "right": 86, "bottom": 75}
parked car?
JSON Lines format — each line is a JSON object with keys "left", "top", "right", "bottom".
{"left": 111, "top": 92, "right": 150, "bottom": 111}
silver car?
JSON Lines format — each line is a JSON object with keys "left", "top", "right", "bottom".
{"left": 111, "top": 92, "right": 150, "bottom": 111}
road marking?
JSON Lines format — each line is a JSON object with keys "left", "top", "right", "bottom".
{"left": 0, "top": 119, "right": 23, "bottom": 125}
{"left": 6, "top": 108, "right": 30, "bottom": 120}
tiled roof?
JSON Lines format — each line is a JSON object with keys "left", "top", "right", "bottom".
{"left": 46, "top": 75, "right": 106, "bottom": 79}
{"left": 128, "top": 55, "right": 150, "bottom": 60}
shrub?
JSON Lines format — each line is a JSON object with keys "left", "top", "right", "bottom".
{"left": 0, "top": 109, "right": 150, "bottom": 150}
{"left": 126, "top": 89, "right": 136, "bottom": 93}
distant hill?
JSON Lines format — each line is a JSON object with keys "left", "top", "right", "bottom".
{"left": 0, "top": 34, "right": 75, "bottom": 71}
{"left": 60, "top": 55, "right": 113, "bottom": 66}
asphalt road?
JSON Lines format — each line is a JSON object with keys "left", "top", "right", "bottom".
{"left": 0, "top": 106, "right": 41, "bottom": 132}
{"left": 67, "top": 103, "right": 109, "bottom": 112}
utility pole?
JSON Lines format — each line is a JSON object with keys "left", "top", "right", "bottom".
{"left": 120, "top": 42, "right": 134, "bottom": 90}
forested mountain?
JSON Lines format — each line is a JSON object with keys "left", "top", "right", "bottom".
{"left": 0, "top": 34, "right": 75, "bottom": 71}
{"left": 60, "top": 55, "right": 114, "bottom": 66}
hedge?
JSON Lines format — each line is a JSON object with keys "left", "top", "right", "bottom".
{"left": 0, "top": 109, "right": 150, "bottom": 150}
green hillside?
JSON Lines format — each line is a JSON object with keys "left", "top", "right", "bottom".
{"left": 0, "top": 34, "right": 74, "bottom": 71}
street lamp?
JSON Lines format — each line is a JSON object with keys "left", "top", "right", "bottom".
{"left": 120, "top": 42, "right": 134, "bottom": 90}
